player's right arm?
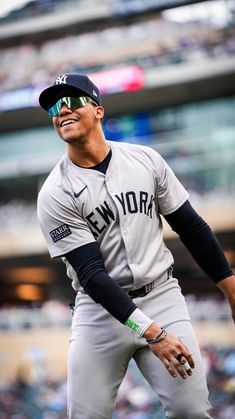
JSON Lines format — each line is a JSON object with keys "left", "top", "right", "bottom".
{"left": 65, "top": 243, "right": 156, "bottom": 331}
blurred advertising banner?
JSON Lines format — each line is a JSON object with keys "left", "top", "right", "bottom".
{"left": 88, "top": 66, "right": 145, "bottom": 94}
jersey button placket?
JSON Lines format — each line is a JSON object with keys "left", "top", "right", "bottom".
{"left": 106, "top": 178, "right": 136, "bottom": 272}
{"left": 122, "top": 229, "right": 135, "bottom": 264}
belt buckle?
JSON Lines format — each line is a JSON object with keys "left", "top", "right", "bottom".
{"left": 144, "top": 281, "right": 155, "bottom": 294}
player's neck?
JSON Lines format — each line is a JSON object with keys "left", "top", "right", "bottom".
{"left": 67, "top": 136, "right": 110, "bottom": 168}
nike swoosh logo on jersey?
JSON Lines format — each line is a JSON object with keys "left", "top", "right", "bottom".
{"left": 74, "top": 186, "right": 87, "bottom": 198}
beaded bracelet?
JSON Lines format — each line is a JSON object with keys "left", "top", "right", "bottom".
{"left": 146, "top": 328, "right": 167, "bottom": 345}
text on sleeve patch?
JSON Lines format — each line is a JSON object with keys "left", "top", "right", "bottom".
{"left": 49, "top": 224, "right": 72, "bottom": 243}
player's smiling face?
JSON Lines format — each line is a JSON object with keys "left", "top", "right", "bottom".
{"left": 52, "top": 99, "right": 103, "bottom": 144}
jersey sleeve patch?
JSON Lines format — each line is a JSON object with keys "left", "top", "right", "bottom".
{"left": 49, "top": 224, "right": 72, "bottom": 243}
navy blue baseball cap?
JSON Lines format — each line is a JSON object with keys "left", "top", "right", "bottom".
{"left": 39, "top": 73, "right": 101, "bottom": 110}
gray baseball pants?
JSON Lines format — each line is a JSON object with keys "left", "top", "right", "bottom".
{"left": 67, "top": 277, "right": 213, "bottom": 419}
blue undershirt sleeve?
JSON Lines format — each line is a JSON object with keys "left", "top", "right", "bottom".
{"left": 64, "top": 242, "right": 136, "bottom": 323}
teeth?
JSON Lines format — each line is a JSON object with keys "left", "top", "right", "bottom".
{"left": 62, "top": 119, "right": 76, "bottom": 127}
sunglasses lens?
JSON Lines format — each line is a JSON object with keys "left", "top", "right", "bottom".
{"left": 48, "top": 101, "right": 62, "bottom": 117}
{"left": 48, "top": 97, "right": 88, "bottom": 117}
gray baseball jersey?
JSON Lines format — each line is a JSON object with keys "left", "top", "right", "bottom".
{"left": 37, "top": 141, "right": 189, "bottom": 292}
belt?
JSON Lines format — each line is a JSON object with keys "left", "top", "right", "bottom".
{"left": 127, "top": 267, "right": 172, "bottom": 299}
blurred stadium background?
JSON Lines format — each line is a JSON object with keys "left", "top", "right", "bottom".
{"left": 0, "top": 0, "right": 235, "bottom": 418}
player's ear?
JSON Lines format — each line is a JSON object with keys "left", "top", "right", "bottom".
{"left": 95, "top": 106, "right": 104, "bottom": 120}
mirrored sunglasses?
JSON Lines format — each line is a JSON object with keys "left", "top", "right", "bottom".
{"left": 48, "top": 96, "right": 96, "bottom": 117}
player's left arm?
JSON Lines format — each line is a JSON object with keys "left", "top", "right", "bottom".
{"left": 164, "top": 200, "right": 235, "bottom": 322}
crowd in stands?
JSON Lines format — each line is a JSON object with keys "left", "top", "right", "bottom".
{"left": 0, "top": 11, "right": 234, "bottom": 92}
{"left": 0, "top": 201, "right": 37, "bottom": 233}
{"left": 0, "top": 345, "right": 234, "bottom": 418}
{"left": 0, "top": 296, "right": 232, "bottom": 330}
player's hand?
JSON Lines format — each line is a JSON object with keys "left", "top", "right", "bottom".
{"left": 217, "top": 275, "right": 235, "bottom": 323}
{"left": 148, "top": 332, "right": 195, "bottom": 379}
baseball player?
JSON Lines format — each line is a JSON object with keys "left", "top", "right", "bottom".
{"left": 37, "top": 73, "right": 235, "bottom": 419}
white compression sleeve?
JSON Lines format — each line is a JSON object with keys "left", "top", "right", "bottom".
{"left": 125, "top": 308, "right": 154, "bottom": 337}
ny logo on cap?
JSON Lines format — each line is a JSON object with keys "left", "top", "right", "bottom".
{"left": 55, "top": 75, "right": 68, "bottom": 85}
{"left": 93, "top": 90, "right": 98, "bottom": 97}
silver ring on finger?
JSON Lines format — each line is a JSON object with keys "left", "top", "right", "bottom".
{"left": 176, "top": 353, "right": 184, "bottom": 362}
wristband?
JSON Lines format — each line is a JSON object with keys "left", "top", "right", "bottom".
{"left": 146, "top": 328, "right": 167, "bottom": 345}
{"left": 125, "top": 308, "right": 153, "bottom": 337}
